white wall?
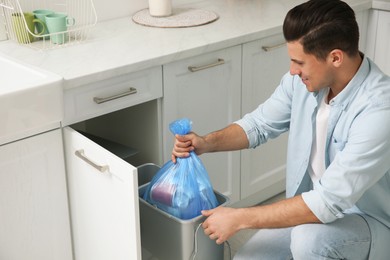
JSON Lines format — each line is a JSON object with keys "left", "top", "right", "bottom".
{"left": 93, "top": 0, "right": 148, "bottom": 22}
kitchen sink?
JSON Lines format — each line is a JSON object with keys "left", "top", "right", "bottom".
{"left": 0, "top": 53, "right": 63, "bottom": 145}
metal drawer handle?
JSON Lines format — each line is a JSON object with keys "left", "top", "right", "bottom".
{"left": 75, "top": 149, "right": 109, "bottom": 172}
{"left": 262, "top": 42, "right": 286, "bottom": 52}
{"left": 93, "top": 87, "right": 137, "bottom": 104}
{"left": 188, "top": 58, "right": 225, "bottom": 72}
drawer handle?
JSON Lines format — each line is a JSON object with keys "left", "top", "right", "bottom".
{"left": 188, "top": 58, "right": 225, "bottom": 72}
{"left": 75, "top": 149, "right": 109, "bottom": 172}
{"left": 262, "top": 42, "right": 286, "bottom": 52}
{"left": 93, "top": 87, "right": 137, "bottom": 104}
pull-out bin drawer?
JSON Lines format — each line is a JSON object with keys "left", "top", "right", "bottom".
{"left": 138, "top": 164, "right": 228, "bottom": 260}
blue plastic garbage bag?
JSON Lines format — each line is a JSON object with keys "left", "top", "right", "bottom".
{"left": 143, "top": 118, "right": 219, "bottom": 220}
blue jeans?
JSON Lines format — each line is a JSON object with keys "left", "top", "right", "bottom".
{"left": 233, "top": 214, "right": 370, "bottom": 260}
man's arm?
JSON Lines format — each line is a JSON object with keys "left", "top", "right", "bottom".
{"left": 202, "top": 195, "right": 321, "bottom": 244}
{"left": 204, "top": 123, "right": 249, "bottom": 152}
{"left": 172, "top": 123, "right": 249, "bottom": 161}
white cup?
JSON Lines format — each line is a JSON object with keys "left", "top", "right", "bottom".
{"left": 148, "top": 0, "right": 172, "bottom": 17}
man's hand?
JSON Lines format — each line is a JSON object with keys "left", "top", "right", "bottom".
{"left": 171, "top": 132, "right": 207, "bottom": 163}
{"left": 201, "top": 195, "right": 321, "bottom": 244}
{"left": 201, "top": 207, "right": 243, "bottom": 244}
{"left": 171, "top": 134, "right": 193, "bottom": 163}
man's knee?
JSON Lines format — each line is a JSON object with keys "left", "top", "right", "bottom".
{"left": 290, "top": 224, "right": 324, "bottom": 258}
{"left": 291, "top": 215, "right": 371, "bottom": 259}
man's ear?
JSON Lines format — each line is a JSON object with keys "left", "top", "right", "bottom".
{"left": 329, "top": 49, "right": 343, "bottom": 67}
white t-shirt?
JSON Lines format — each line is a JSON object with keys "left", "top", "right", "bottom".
{"left": 308, "top": 90, "right": 330, "bottom": 182}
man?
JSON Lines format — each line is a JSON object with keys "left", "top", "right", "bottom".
{"left": 171, "top": 0, "right": 390, "bottom": 259}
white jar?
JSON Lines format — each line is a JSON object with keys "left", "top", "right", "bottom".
{"left": 148, "top": 0, "right": 172, "bottom": 17}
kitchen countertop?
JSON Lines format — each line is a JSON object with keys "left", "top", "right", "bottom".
{"left": 0, "top": 0, "right": 386, "bottom": 89}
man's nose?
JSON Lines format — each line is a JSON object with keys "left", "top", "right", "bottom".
{"left": 290, "top": 63, "right": 300, "bottom": 76}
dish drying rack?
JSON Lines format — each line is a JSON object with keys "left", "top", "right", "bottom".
{"left": 0, "top": 0, "right": 97, "bottom": 49}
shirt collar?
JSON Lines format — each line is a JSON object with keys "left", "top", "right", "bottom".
{"left": 319, "top": 54, "right": 370, "bottom": 108}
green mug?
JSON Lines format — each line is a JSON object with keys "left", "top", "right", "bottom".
{"left": 12, "top": 12, "right": 45, "bottom": 44}
{"left": 45, "top": 13, "right": 75, "bottom": 44}
{"left": 33, "top": 9, "right": 54, "bottom": 39}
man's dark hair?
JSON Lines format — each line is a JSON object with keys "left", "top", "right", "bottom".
{"left": 283, "top": 0, "right": 360, "bottom": 60}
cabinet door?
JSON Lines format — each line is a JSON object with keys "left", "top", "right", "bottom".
{"left": 355, "top": 10, "right": 369, "bottom": 54}
{"left": 63, "top": 127, "right": 141, "bottom": 260}
{"left": 0, "top": 129, "right": 72, "bottom": 260}
{"left": 163, "top": 46, "right": 241, "bottom": 202}
{"left": 373, "top": 11, "right": 390, "bottom": 75}
{"left": 241, "top": 34, "right": 290, "bottom": 201}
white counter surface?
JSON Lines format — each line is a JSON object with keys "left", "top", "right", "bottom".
{"left": 0, "top": 0, "right": 385, "bottom": 89}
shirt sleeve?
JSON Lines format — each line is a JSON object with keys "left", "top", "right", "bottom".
{"left": 302, "top": 189, "right": 344, "bottom": 223}
{"left": 235, "top": 72, "right": 293, "bottom": 148}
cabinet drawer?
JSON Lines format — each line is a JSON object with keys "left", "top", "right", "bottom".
{"left": 63, "top": 127, "right": 141, "bottom": 260}
{"left": 163, "top": 46, "right": 242, "bottom": 202}
{"left": 64, "top": 66, "right": 163, "bottom": 125}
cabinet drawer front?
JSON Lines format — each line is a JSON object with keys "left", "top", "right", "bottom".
{"left": 241, "top": 34, "right": 289, "bottom": 201}
{"left": 64, "top": 66, "right": 162, "bottom": 125}
{"left": 63, "top": 127, "right": 141, "bottom": 260}
{"left": 0, "top": 129, "right": 72, "bottom": 260}
{"left": 163, "top": 45, "right": 242, "bottom": 202}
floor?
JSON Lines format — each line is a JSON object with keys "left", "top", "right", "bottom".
{"left": 223, "top": 192, "right": 286, "bottom": 260}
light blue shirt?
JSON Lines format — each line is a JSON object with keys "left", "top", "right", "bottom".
{"left": 235, "top": 56, "right": 390, "bottom": 259}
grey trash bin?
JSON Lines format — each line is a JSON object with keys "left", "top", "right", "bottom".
{"left": 138, "top": 163, "right": 229, "bottom": 260}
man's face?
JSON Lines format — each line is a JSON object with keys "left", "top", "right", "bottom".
{"left": 287, "top": 41, "right": 334, "bottom": 92}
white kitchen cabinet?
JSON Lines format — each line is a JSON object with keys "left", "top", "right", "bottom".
{"left": 64, "top": 127, "right": 141, "bottom": 260}
{"left": 63, "top": 67, "right": 163, "bottom": 260}
{"left": 0, "top": 129, "right": 72, "bottom": 260}
{"left": 355, "top": 10, "right": 369, "bottom": 55}
{"left": 367, "top": 10, "right": 390, "bottom": 75}
{"left": 162, "top": 46, "right": 242, "bottom": 202}
{"left": 240, "top": 33, "right": 290, "bottom": 202}
{"left": 64, "top": 66, "right": 163, "bottom": 126}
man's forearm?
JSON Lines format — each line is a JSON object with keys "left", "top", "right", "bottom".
{"left": 201, "top": 194, "right": 321, "bottom": 244}
{"left": 240, "top": 195, "right": 321, "bottom": 230}
{"left": 204, "top": 123, "right": 249, "bottom": 153}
